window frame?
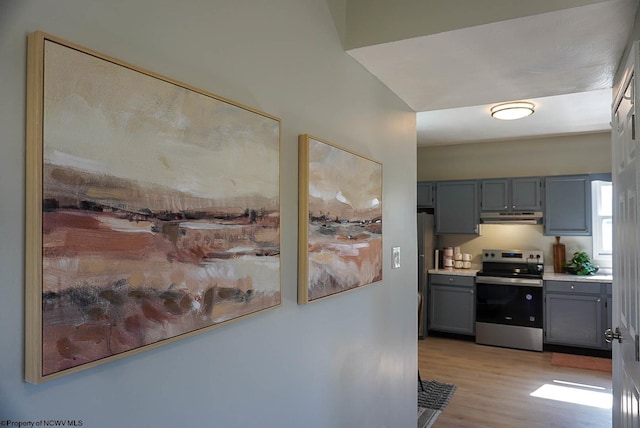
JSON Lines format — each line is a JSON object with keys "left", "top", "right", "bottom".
{"left": 591, "top": 180, "right": 612, "bottom": 270}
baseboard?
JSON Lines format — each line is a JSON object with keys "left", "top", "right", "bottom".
{"left": 426, "top": 330, "right": 476, "bottom": 342}
{"left": 425, "top": 333, "right": 613, "bottom": 358}
{"left": 543, "top": 344, "right": 612, "bottom": 359}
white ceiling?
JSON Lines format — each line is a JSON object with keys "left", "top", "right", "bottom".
{"left": 347, "top": 0, "right": 638, "bottom": 146}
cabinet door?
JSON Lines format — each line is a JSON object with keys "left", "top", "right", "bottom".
{"left": 545, "top": 293, "right": 603, "bottom": 348}
{"left": 512, "top": 177, "right": 542, "bottom": 211}
{"left": 544, "top": 175, "right": 591, "bottom": 235}
{"left": 435, "top": 180, "right": 479, "bottom": 234}
{"left": 417, "top": 181, "right": 435, "bottom": 208}
{"left": 481, "top": 177, "right": 542, "bottom": 212}
{"left": 480, "top": 179, "right": 509, "bottom": 212}
{"left": 428, "top": 284, "right": 475, "bottom": 335}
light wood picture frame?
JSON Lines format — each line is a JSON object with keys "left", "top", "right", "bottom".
{"left": 298, "top": 134, "right": 383, "bottom": 304}
{"left": 25, "top": 31, "right": 281, "bottom": 383}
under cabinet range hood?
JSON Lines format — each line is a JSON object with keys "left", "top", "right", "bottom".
{"left": 480, "top": 211, "right": 543, "bottom": 225}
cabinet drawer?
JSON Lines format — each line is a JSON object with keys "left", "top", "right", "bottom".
{"left": 430, "top": 274, "right": 474, "bottom": 287}
{"left": 606, "top": 283, "right": 612, "bottom": 295}
{"left": 545, "top": 280, "right": 601, "bottom": 294}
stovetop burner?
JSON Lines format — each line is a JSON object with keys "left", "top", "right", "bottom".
{"left": 479, "top": 249, "right": 544, "bottom": 279}
{"left": 476, "top": 270, "right": 543, "bottom": 280}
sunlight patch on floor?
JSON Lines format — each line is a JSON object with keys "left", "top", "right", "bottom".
{"left": 530, "top": 380, "right": 612, "bottom": 409}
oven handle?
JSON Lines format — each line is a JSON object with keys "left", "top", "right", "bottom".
{"left": 476, "top": 276, "right": 543, "bottom": 287}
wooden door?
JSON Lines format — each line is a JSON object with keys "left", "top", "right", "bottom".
{"left": 611, "top": 41, "right": 640, "bottom": 427}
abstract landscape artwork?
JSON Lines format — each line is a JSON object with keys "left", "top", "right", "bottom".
{"left": 298, "top": 134, "right": 382, "bottom": 304}
{"left": 25, "top": 32, "right": 281, "bottom": 383}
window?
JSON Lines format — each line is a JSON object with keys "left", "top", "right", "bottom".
{"left": 592, "top": 180, "right": 612, "bottom": 269}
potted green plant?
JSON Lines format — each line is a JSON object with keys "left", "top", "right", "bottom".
{"left": 565, "top": 251, "right": 599, "bottom": 276}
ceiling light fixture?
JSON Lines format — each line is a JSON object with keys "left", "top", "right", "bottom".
{"left": 491, "top": 102, "right": 535, "bottom": 120}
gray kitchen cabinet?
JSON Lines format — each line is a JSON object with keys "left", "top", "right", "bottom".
{"left": 417, "top": 181, "right": 435, "bottom": 208}
{"left": 481, "top": 177, "right": 542, "bottom": 212}
{"left": 428, "top": 274, "right": 475, "bottom": 335}
{"left": 544, "top": 280, "right": 610, "bottom": 349}
{"left": 544, "top": 175, "right": 591, "bottom": 236}
{"left": 435, "top": 180, "right": 479, "bottom": 234}
{"left": 480, "top": 178, "right": 509, "bottom": 212}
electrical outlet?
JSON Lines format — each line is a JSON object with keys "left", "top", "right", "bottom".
{"left": 392, "top": 247, "right": 401, "bottom": 269}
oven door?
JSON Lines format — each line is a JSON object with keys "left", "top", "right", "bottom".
{"left": 476, "top": 276, "right": 543, "bottom": 329}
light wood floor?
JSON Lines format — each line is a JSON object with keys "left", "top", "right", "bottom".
{"left": 419, "top": 335, "right": 612, "bottom": 428}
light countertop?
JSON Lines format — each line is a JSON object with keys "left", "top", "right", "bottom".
{"left": 427, "top": 269, "right": 613, "bottom": 283}
{"left": 427, "top": 268, "right": 480, "bottom": 277}
{"left": 543, "top": 272, "right": 613, "bottom": 283}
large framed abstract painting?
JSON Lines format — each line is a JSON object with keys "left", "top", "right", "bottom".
{"left": 25, "top": 31, "right": 281, "bottom": 383}
{"left": 297, "top": 134, "right": 382, "bottom": 304}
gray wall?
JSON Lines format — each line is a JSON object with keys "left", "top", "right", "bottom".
{"left": 0, "top": 1, "right": 418, "bottom": 427}
{"left": 344, "top": 0, "right": 606, "bottom": 49}
{"left": 417, "top": 132, "right": 612, "bottom": 181}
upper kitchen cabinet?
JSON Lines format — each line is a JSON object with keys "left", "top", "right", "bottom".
{"left": 544, "top": 175, "right": 591, "bottom": 236}
{"left": 480, "top": 177, "right": 542, "bottom": 212}
{"left": 435, "top": 180, "right": 479, "bottom": 234}
{"left": 417, "top": 181, "right": 435, "bottom": 208}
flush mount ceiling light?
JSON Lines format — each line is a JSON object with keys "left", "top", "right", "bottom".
{"left": 490, "top": 102, "right": 535, "bottom": 120}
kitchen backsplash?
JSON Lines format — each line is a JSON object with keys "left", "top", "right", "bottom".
{"left": 436, "top": 224, "right": 593, "bottom": 270}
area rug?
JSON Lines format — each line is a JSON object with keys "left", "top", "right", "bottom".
{"left": 551, "top": 353, "right": 612, "bottom": 372}
{"left": 418, "top": 380, "right": 456, "bottom": 428}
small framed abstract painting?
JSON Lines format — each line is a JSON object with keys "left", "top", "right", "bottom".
{"left": 25, "top": 31, "right": 281, "bottom": 383}
{"left": 297, "top": 134, "right": 383, "bottom": 304}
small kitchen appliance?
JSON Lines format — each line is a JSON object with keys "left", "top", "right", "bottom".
{"left": 475, "top": 249, "right": 544, "bottom": 352}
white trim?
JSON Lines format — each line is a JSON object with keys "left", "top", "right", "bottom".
{"left": 592, "top": 180, "right": 612, "bottom": 269}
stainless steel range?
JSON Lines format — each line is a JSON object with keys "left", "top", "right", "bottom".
{"left": 475, "top": 249, "right": 544, "bottom": 352}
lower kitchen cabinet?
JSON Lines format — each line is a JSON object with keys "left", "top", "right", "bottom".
{"left": 428, "top": 274, "right": 475, "bottom": 335}
{"left": 544, "top": 280, "right": 611, "bottom": 350}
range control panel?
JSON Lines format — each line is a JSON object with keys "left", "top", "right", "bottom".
{"left": 482, "top": 249, "right": 544, "bottom": 265}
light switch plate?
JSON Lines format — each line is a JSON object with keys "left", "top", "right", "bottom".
{"left": 392, "top": 247, "right": 401, "bottom": 269}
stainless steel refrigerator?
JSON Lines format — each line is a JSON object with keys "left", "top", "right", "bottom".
{"left": 417, "top": 212, "right": 436, "bottom": 339}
